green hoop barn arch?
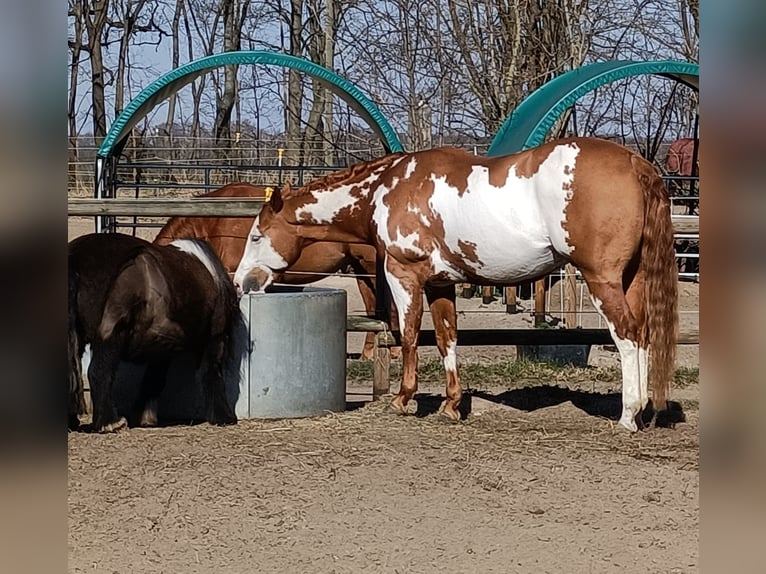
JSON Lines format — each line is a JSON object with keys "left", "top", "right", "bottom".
{"left": 96, "top": 50, "right": 404, "bottom": 160}
{"left": 487, "top": 60, "right": 699, "bottom": 158}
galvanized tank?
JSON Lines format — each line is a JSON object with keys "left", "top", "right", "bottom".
{"left": 236, "top": 285, "right": 347, "bottom": 419}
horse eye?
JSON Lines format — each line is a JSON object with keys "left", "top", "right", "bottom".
{"left": 250, "top": 234, "right": 262, "bottom": 243}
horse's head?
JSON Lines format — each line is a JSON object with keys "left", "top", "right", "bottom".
{"left": 233, "top": 182, "right": 305, "bottom": 294}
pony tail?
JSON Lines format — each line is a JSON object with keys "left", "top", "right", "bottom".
{"left": 634, "top": 155, "right": 679, "bottom": 412}
{"left": 68, "top": 267, "right": 87, "bottom": 429}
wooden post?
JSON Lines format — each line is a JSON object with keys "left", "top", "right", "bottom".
{"left": 372, "top": 331, "right": 391, "bottom": 400}
{"left": 482, "top": 285, "right": 494, "bottom": 305}
{"left": 534, "top": 278, "right": 546, "bottom": 327}
{"left": 504, "top": 286, "right": 517, "bottom": 314}
{"left": 563, "top": 264, "right": 578, "bottom": 328}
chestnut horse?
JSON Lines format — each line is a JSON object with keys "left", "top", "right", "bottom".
{"left": 153, "top": 182, "right": 398, "bottom": 359}
{"left": 233, "top": 137, "right": 679, "bottom": 432}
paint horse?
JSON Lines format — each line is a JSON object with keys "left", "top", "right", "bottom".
{"left": 233, "top": 137, "right": 679, "bottom": 432}
{"left": 68, "top": 232, "right": 241, "bottom": 432}
{"left": 153, "top": 182, "right": 399, "bottom": 359}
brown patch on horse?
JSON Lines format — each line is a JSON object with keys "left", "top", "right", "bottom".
{"left": 560, "top": 138, "right": 643, "bottom": 257}
{"left": 508, "top": 144, "right": 559, "bottom": 179}
{"left": 457, "top": 240, "right": 481, "bottom": 265}
{"left": 427, "top": 147, "right": 476, "bottom": 196}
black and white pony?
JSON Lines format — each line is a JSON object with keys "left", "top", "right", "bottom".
{"left": 68, "top": 232, "right": 242, "bottom": 432}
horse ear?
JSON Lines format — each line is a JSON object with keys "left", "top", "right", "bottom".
{"left": 269, "top": 184, "right": 285, "bottom": 213}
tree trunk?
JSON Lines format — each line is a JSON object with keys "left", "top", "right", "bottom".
{"left": 84, "top": 0, "right": 110, "bottom": 140}
{"left": 285, "top": 0, "right": 304, "bottom": 166}
{"left": 68, "top": 1, "right": 84, "bottom": 188}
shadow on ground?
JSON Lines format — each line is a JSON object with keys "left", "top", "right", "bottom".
{"left": 408, "top": 385, "right": 685, "bottom": 428}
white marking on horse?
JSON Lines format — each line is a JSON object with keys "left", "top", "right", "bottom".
{"left": 233, "top": 217, "right": 288, "bottom": 290}
{"left": 383, "top": 257, "right": 412, "bottom": 329}
{"left": 403, "top": 158, "right": 417, "bottom": 179}
{"left": 592, "top": 296, "right": 642, "bottom": 431}
{"left": 429, "top": 249, "right": 465, "bottom": 282}
{"left": 426, "top": 143, "right": 579, "bottom": 283}
{"left": 297, "top": 161, "right": 400, "bottom": 223}
{"left": 170, "top": 240, "right": 220, "bottom": 282}
{"left": 443, "top": 340, "right": 458, "bottom": 373}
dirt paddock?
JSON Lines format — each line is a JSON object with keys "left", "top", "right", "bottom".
{"left": 68, "top": 219, "right": 699, "bottom": 573}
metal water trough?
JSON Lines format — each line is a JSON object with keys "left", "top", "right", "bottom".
{"left": 236, "top": 286, "right": 347, "bottom": 419}
{"left": 83, "top": 286, "right": 348, "bottom": 423}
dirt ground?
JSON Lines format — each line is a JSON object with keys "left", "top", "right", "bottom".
{"left": 68, "top": 218, "right": 699, "bottom": 573}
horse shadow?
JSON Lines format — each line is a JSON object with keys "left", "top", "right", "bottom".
{"left": 412, "top": 385, "right": 685, "bottom": 428}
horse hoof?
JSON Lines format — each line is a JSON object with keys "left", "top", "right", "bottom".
{"left": 98, "top": 417, "right": 128, "bottom": 433}
{"left": 439, "top": 403, "right": 462, "bottom": 422}
{"left": 618, "top": 417, "right": 638, "bottom": 432}
{"left": 390, "top": 396, "right": 414, "bottom": 415}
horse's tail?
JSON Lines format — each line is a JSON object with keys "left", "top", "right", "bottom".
{"left": 68, "top": 267, "right": 87, "bottom": 427}
{"left": 633, "top": 155, "right": 679, "bottom": 412}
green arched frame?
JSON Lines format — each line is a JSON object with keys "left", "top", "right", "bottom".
{"left": 97, "top": 50, "right": 403, "bottom": 160}
{"left": 487, "top": 60, "right": 699, "bottom": 157}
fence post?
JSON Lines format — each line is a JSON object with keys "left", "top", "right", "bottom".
{"left": 372, "top": 331, "right": 391, "bottom": 400}
{"left": 534, "top": 279, "right": 546, "bottom": 327}
{"left": 563, "top": 264, "right": 578, "bottom": 328}
{"left": 504, "top": 286, "right": 517, "bottom": 314}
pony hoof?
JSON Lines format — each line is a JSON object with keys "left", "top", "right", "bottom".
{"left": 210, "top": 417, "right": 237, "bottom": 426}
{"left": 98, "top": 417, "right": 128, "bottom": 433}
{"left": 139, "top": 402, "right": 159, "bottom": 427}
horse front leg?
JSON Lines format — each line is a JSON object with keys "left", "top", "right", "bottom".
{"left": 87, "top": 338, "right": 127, "bottom": 433}
{"left": 384, "top": 258, "right": 425, "bottom": 415}
{"left": 425, "top": 283, "right": 463, "bottom": 420}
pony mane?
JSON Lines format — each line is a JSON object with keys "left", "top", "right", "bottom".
{"left": 169, "top": 238, "right": 231, "bottom": 287}
{"left": 291, "top": 152, "right": 408, "bottom": 198}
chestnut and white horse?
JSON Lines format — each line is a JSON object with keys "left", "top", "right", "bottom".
{"left": 234, "top": 137, "right": 679, "bottom": 431}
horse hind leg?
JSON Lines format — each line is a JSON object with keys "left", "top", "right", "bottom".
{"left": 624, "top": 269, "right": 651, "bottom": 421}
{"left": 582, "top": 274, "right": 645, "bottom": 432}
{"left": 87, "top": 339, "right": 128, "bottom": 433}
{"left": 386, "top": 259, "right": 426, "bottom": 415}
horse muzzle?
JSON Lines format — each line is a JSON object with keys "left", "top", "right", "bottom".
{"left": 237, "top": 267, "right": 273, "bottom": 295}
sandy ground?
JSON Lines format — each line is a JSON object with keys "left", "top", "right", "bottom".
{"left": 68, "top": 218, "right": 699, "bottom": 573}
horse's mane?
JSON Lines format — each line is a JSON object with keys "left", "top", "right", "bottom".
{"left": 170, "top": 238, "right": 232, "bottom": 285}
{"left": 291, "top": 152, "right": 408, "bottom": 197}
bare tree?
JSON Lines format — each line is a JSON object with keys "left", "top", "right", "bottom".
{"left": 81, "top": 0, "right": 110, "bottom": 140}
{"left": 213, "top": 0, "right": 252, "bottom": 157}
{"left": 68, "top": 0, "right": 86, "bottom": 180}
{"left": 445, "top": 0, "right": 589, "bottom": 137}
